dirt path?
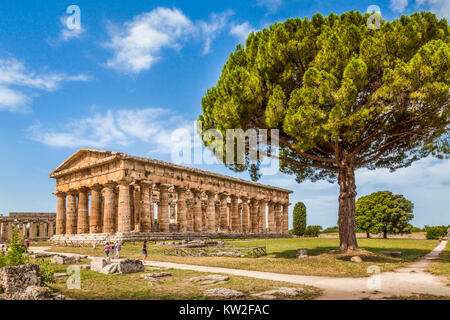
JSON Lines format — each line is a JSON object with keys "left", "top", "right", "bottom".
{"left": 30, "top": 241, "right": 449, "bottom": 300}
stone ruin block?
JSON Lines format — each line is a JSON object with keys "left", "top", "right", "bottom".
{"left": 296, "top": 248, "right": 308, "bottom": 258}
{"left": 117, "top": 259, "right": 144, "bottom": 274}
{"left": 90, "top": 258, "right": 109, "bottom": 272}
{"left": 50, "top": 255, "right": 80, "bottom": 265}
{"left": 0, "top": 264, "right": 40, "bottom": 297}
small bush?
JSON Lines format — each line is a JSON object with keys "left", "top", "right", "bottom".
{"left": 304, "top": 225, "right": 322, "bottom": 237}
{"left": 322, "top": 226, "right": 339, "bottom": 234}
{"left": 410, "top": 226, "right": 422, "bottom": 233}
{"left": 6, "top": 225, "right": 28, "bottom": 266}
{"left": 426, "top": 226, "right": 448, "bottom": 240}
{"left": 37, "top": 258, "right": 56, "bottom": 287}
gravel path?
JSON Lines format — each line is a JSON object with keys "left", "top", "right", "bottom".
{"left": 30, "top": 240, "right": 449, "bottom": 300}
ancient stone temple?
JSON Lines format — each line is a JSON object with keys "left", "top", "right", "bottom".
{"left": 0, "top": 213, "right": 56, "bottom": 241}
{"left": 50, "top": 149, "right": 292, "bottom": 244}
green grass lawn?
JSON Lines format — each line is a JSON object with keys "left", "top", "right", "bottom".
{"left": 47, "top": 238, "right": 439, "bottom": 278}
{"left": 30, "top": 257, "right": 320, "bottom": 300}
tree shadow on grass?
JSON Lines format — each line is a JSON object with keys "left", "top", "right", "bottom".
{"left": 271, "top": 246, "right": 432, "bottom": 263}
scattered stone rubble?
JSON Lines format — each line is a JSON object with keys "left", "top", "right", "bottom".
{"left": 0, "top": 264, "right": 64, "bottom": 300}
{"left": 296, "top": 248, "right": 308, "bottom": 259}
{"left": 51, "top": 254, "right": 81, "bottom": 265}
{"left": 190, "top": 274, "right": 230, "bottom": 285}
{"left": 351, "top": 256, "right": 362, "bottom": 263}
{"left": 203, "top": 288, "right": 245, "bottom": 298}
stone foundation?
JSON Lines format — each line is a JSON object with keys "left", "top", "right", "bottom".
{"left": 51, "top": 232, "right": 291, "bottom": 246}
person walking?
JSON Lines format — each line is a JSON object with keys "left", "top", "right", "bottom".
{"left": 24, "top": 238, "right": 30, "bottom": 252}
{"left": 110, "top": 243, "right": 115, "bottom": 258}
{"left": 142, "top": 240, "right": 148, "bottom": 263}
{"left": 104, "top": 242, "right": 111, "bottom": 258}
{"left": 114, "top": 242, "right": 121, "bottom": 258}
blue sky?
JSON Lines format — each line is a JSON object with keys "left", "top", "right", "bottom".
{"left": 0, "top": 0, "right": 449, "bottom": 229}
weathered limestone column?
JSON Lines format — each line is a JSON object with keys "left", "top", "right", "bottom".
{"left": 129, "top": 185, "right": 135, "bottom": 231}
{"left": 157, "top": 184, "right": 170, "bottom": 232}
{"left": 241, "top": 198, "right": 249, "bottom": 233}
{"left": 219, "top": 194, "right": 228, "bottom": 232}
{"left": 140, "top": 181, "right": 152, "bottom": 232}
{"left": 55, "top": 192, "right": 66, "bottom": 235}
{"left": 170, "top": 203, "right": 177, "bottom": 221}
{"left": 250, "top": 199, "right": 259, "bottom": 233}
{"left": 29, "top": 221, "right": 37, "bottom": 238}
{"left": 103, "top": 183, "right": 117, "bottom": 234}
{"left": 133, "top": 186, "right": 141, "bottom": 231}
{"left": 175, "top": 186, "right": 187, "bottom": 232}
{"left": 268, "top": 201, "right": 275, "bottom": 233}
{"left": 282, "top": 203, "right": 289, "bottom": 234}
{"left": 39, "top": 221, "right": 47, "bottom": 238}
{"left": 89, "top": 185, "right": 103, "bottom": 233}
{"left": 118, "top": 179, "right": 132, "bottom": 233}
{"left": 185, "top": 200, "right": 193, "bottom": 232}
{"left": 48, "top": 221, "right": 54, "bottom": 237}
{"left": 77, "top": 188, "right": 89, "bottom": 234}
{"left": 275, "top": 203, "right": 282, "bottom": 233}
{"left": 191, "top": 189, "right": 203, "bottom": 233}
{"left": 206, "top": 192, "right": 216, "bottom": 233}
{"left": 214, "top": 204, "right": 220, "bottom": 231}
{"left": 0, "top": 222, "right": 7, "bottom": 241}
{"left": 230, "top": 195, "right": 240, "bottom": 233}
{"left": 259, "top": 200, "right": 267, "bottom": 233}
{"left": 66, "top": 191, "right": 78, "bottom": 235}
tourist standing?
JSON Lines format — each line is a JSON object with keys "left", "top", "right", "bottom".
{"left": 142, "top": 240, "right": 148, "bottom": 263}
{"left": 24, "top": 238, "right": 30, "bottom": 252}
{"left": 104, "top": 242, "right": 111, "bottom": 258}
{"left": 114, "top": 242, "right": 121, "bottom": 258}
{"left": 110, "top": 243, "right": 115, "bottom": 258}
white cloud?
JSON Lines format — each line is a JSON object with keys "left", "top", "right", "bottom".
{"left": 230, "top": 21, "right": 254, "bottom": 43}
{"left": 198, "top": 11, "right": 234, "bottom": 54}
{"left": 256, "top": 0, "right": 283, "bottom": 13}
{"left": 390, "top": 0, "right": 409, "bottom": 12}
{"left": 104, "top": 7, "right": 195, "bottom": 74}
{"left": 0, "top": 57, "right": 90, "bottom": 112}
{"left": 104, "top": 7, "right": 238, "bottom": 74}
{"left": 416, "top": 0, "right": 450, "bottom": 20}
{"left": 29, "top": 107, "right": 193, "bottom": 155}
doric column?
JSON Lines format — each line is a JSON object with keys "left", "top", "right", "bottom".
{"left": 55, "top": 192, "right": 66, "bottom": 235}
{"left": 140, "top": 181, "right": 152, "bottom": 232}
{"left": 129, "top": 185, "right": 135, "bottom": 231}
{"left": 157, "top": 184, "right": 170, "bottom": 232}
{"left": 175, "top": 186, "right": 187, "bottom": 232}
{"left": 206, "top": 192, "right": 216, "bottom": 233}
{"left": 66, "top": 191, "right": 78, "bottom": 235}
{"left": 268, "top": 201, "right": 275, "bottom": 233}
{"left": 38, "top": 221, "right": 46, "bottom": 238}
{"left": 241, "top": 198, "right": 249, "bottom": 233}
{"left": 219, "top": 194, "right": 228, "bottom": 232}
{"left": 230, "top": 195, "right": 240, "bottom": 233}
{"left": 48, "top": 221, "right": 54, "bottom": 237}
{"left": 0, "top": 222, "right": 7, "bottom": 241}
{"left": 185, "top": 201, "right": 193, "bottom": 232}
{"left": 191, "top": 189, "right": 203, "bottom": 233}
{"left": 77, "top": 188, "right": 89, "bottom": 234}
{"left": 90, "top": 185, "right": 103, "bottom": 233}
{"left": 103, "top": 183, "right": 117, "bottom": 234}
{"left": 250, "top": 199, "right": 259, "bottom": 233}
{"left": 118, "top": 179, "right": 132, "bottom": 233}
{"left": 275, "top": 203, "right": 282, "bottom": 233}
{"left": 282, "top": 203, "right": 289, "bottom": 234}
{"left": 259, "top": 200, "right": 267, "bottom": 233}
{"left": 133, "top": 186, "right": 141, "bottom": 231}
{"left": 29, "top": 221, "right": 37, "bottom": 238}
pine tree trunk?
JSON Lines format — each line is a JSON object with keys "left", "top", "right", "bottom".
{"left": 367, "top": 232, "right": 370, "bottom": 238}
{"left": 338, "top": 164, "right": 359, "bottom": 251}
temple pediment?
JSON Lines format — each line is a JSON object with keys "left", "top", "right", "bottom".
{"left": 49, "top": 148, "right": 123, "bottom": 177}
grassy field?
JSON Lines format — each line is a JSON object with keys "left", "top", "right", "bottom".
{"left": 31, "top": 257, "right": 320, "bottom": 300}
{"left": 428, "top": 242, "right": 450, "bottom": 284}
{"left": 45, "top": 238, "right": 439, "bottom": 278}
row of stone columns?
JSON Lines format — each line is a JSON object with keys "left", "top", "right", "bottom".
{"left": 0, "top": 220, "right": 55, "bottom": 241}
{"left": 55, "top": 180, "right": 289, "bottom": 236}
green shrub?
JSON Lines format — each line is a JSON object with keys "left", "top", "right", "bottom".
{"left": 37, "top": 258, "right": 56, "bottom": 287}
{"left": 426, "top": 226, "right": 448, "bottom": 240}
{"left": 304, "top": 225, "right": 322, "bottom": 237}
{"left": 6, "top": 225, "right": 28, "bottom": 266}
{"left": 292, "top": 202, "right": 307, "bottom": 236}
{"left": 0, "top": 251, "right": 6, "bottom": 268}
{"left": 410, "top": 226, "right": 422, "bottom": 233}
{"left": 322, "top": 226, "right": 339, "bottom": 234}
